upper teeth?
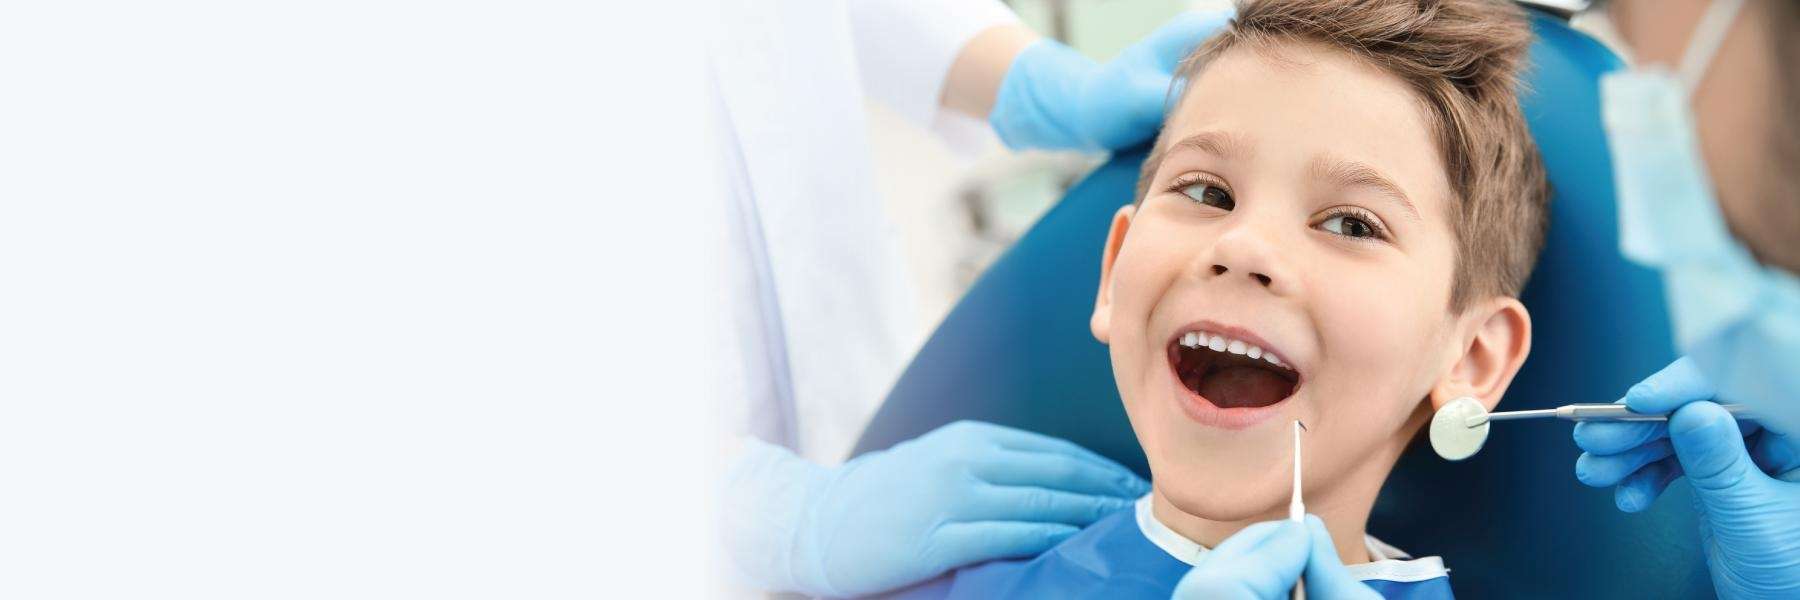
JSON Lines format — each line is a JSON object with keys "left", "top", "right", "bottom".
{"left": 1180, "top": 331, "right": 1287, "bottom": 368}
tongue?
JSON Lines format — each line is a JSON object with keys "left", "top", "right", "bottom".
{"left": 1196, "top": 366, "right": 1292, "bottom": 409}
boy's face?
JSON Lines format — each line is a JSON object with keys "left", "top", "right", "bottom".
{"left": 1093, "top": 42, "right": 1472, "bottom": 520}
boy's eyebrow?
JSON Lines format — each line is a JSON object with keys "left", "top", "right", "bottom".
{"left": 1309, "top": 157, "right": 1424, "bottom": 224}
{"left": 1142, "top": 131, "right": 1255, "bottom": 191}
{"left": 1166, "top": 130, "right": 1255, "bottom": 163}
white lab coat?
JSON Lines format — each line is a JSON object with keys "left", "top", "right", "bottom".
{"left": 707, "top": 0, "right": 1013, "bottom": 464}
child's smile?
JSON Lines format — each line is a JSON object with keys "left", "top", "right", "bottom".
{"left": 1165, "top": 321, "right": 1301, "bottom": 429}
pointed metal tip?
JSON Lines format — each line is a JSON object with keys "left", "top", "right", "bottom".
{"left": 1294, "top": 419, "right": 1307, "bottom": 431}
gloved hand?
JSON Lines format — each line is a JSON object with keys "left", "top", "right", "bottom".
{"left": 1573, "top": 357, "right": 1800, "bottom": 598}
{"left": 721, "top": 421, "right": 1148, "bottom": 597}
{"left": 1170, "top": 515, "right": 1380, "bottom": 600}
{"left": 989, "top": 10, "right": 1230, "bottom": 152}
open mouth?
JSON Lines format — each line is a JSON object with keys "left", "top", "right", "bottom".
{"left": 1167, "top": 328, "right": 1301, "bottom": 410}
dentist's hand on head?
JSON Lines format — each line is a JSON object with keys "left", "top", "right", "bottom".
{"left": 1171, "top": 516, "right": 1381, "bottom": 600}
{"left": 722, "top": 420, "right": 1148, "bottom": 597}
{"left": 989, "top": 10, "right": 1230, "bottom": 152}
{"left": 1573, "top": 357, "right": 1800, "bottom": 599}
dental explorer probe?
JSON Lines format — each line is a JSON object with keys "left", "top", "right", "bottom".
{"left": 1290, "top": 420, "right": 1306, "bottom": 600}
{"left": 1465, "top": 403, "right": 1753, "bottom": 427}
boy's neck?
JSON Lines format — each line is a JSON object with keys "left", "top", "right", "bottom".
{"left": 1148, "top": 483, "right": 1374, "bottom": 564}
{"left": 1146, "top": 429, "right": 1412, "bottom": 565}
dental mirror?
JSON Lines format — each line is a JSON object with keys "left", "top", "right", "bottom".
{"left": 1429, "top": 396, "right": 1489, "bottom": 461}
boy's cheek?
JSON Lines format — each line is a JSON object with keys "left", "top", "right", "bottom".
{"left": 1309, "top": 383, "right": 1424, "bottom": 451}
{"left": 1105, "top": 252, "right": 1174, "bottom": 345}
{"left": 1291, "top": 261, "right": 1448, "bottom": 450}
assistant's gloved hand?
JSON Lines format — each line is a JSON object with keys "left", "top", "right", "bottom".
{"left": 1170, "top": 516, "right": 1380, "bottom": 600}
{"left": 721, "top": 421, "right": 1148, "bottom": 597}
{"left": 1573, "top": 357, "right": 1800, "bottom": 599}
{"left": 989, "top": 10, "right": 1230, "bottom": 152}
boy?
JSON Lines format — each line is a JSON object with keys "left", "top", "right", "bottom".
{"left": 875, "top": 0, "right": 1547, "bottom": 597}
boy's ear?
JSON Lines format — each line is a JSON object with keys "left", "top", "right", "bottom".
{"left": 1429, "top": 297, "right": 1532, "bottom": 413}
{"left": 1090, "top": 205, "right": 1136, "bottom": 345}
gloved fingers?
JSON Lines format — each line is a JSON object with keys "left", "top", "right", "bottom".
{"left": 977, "top": 424, "right": 1140, "bottom": 474}
{"left": 928, "top": 521, "right": 1081, "bottom": 567}
{"left": 1743, "top": 417, "right": 1800, "bottom": 481}
{"left": 1622, "top": 356, "right": 1716, "bottom": 414}
{"left": 1136, "top": 9, "right": 1235, "bottom": 73}
{"left": 968, "top": 485, "right": 1137, "bottom": 525}
{"left": 1748, "top": 427, "right": 1800, "bottom": 479}
{"left": 1575, "top": 358, "right": 1716, "bottom": 457}
{"left": 1206, "top": 520, "right": 1307, "bottom": 564}
{"left": 1613, "top": 456, "right": 1683, "bottom": 513}
{"left": 1573, "top": 420, "right": 1668, "bottom": 456}
{"left": 976, "top": 449, "right": 1149, "bottom": 498}
{"left": 1204, "top": 520, "right": 1310, "bottom": 598}
{"left": 1128, "top": 70, "right": 1177, "bottom": 115}
{"left": 1668, "top": 401, "right": 1763, "bottom": 492}
{"left": 1576, "top": 439, "right": 1675, "bottom": 487}
{"left": 1300, "top": 515, "right": 1383, "bottom": 600}
{"left": 1202, "top": 519, "right": 1288, "bottom": 556}
{"left": 1113, "top": 71, "right": 1177, "bottom": 138}
{"left": 989, "top": 40, "right": 1096, "bottom": 151}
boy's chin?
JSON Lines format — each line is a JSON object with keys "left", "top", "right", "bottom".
{"left": 1153, "top": 462, "right": 1293, "bottom": 523}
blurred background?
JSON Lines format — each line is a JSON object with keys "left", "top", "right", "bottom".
{"left": 871, "top": 0, "right": 1614, "bottom": 354}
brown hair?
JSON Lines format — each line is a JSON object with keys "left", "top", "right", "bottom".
{"left": 1137, "top": 0, "right": 1549, "bottom": 310}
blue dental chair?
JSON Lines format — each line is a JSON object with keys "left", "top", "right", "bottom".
{"left": 851, "top": 9, "right": 1715, "bottom": 599}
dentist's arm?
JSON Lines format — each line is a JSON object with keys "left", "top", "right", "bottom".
{"left": 721, "top": 421, "right": 1148, "bottom": 597}
{"left": 1573, "top": 357, "right": 1800, "bottom": 598}
{"left": 848, "top": 0, "right": 1228, "bottom": 153}
{"left": 938, "top": 23, "right": 1038, "bottom": 121}
{"left": 952, "top": 11, "right": 1230, "bottom": 151}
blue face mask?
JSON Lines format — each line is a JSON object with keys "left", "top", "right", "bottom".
{"left": 1600, "top": 0, "right": 1800, "bottom": 435}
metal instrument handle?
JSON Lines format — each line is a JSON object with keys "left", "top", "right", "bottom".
{"left": 1558, "top": 403, "right": 1754, "bottom": 422}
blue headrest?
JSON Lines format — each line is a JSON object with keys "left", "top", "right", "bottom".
{"left": 854, "top": 10, "right": 1712, "bottom": 598}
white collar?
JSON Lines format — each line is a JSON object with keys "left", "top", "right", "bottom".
{"left": 1133, "top": 494, "right": 1449, "bottom": 583}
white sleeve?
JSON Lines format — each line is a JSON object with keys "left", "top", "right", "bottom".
{"left": 716, "top": 436, "right": 829, "bottom": 593}
{"left": 848, "top": 0, "right": 1018, "bottom": 133}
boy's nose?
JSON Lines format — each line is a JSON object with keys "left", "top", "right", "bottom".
{"left": 1209, "top": 263, "right": 1272, "bottom": 287}
{"left": 1202, "top": 222, "right": 1293, "bottom": 295}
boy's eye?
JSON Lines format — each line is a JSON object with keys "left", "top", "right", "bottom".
{"left": 1181, "top": 183, "right": 1234, "bottom": 211}
{"left": 1318, "top": 214, "right": 1377, "bottom": 239}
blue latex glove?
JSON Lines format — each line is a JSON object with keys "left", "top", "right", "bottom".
{"left": 1171, "top": 515, "right": 1381, "bottom": 600}
{"left": 989, "top": 10, "right": 1230, "bottom": 152}
{"left": 1573, "top": 357, "right": 1800, "bottom": 598}
{"left": 721, "top": 421, "right": 1149, "bottom": 597}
